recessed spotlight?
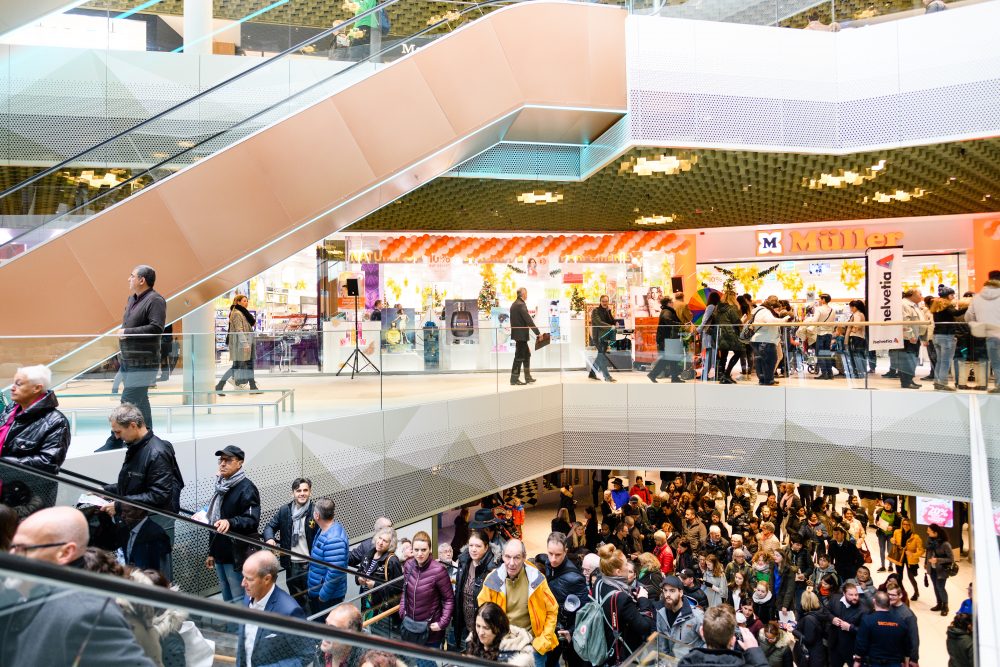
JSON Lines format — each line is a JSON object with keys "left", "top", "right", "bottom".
{"left": 176, "top": 140, "right": 196, "bottom": 148}
{"left": 516, "top": 191, "right": 563, "bottom": 205}
{"left": 620, "top": 154, "right": 698, "bottom": 177}
{"left": 635, "top": 215, "right": 675, "bottom": 226}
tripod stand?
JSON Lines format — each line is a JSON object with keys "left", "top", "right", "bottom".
{"left": 337, "top": 295, "right": 379, "bottom": 379}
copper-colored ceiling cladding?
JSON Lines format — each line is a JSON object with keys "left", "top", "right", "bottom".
{"left": 349, "top": 139, "right": 1000, "bottom": 232}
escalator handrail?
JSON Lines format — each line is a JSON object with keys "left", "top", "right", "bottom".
{"left": 0, "top": 550, "right": 498, "bottom": 667}
{"left": 0, "top": 0, "right": 511, "bottom": 216}
{"left": 0, "top": 457, "right": 395, "bottom": 583}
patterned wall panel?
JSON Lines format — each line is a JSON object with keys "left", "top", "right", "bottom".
{"left": 784, "top": 387, "right": 873, "bottom": 488}
{"left": 870, "top": 391, "right": 971, "bottom": 498}
{"left": 626, "top": 383, "right": 697, "bottom": 469}
{"left": 563, "top": 383, "right": 629, "bottom": 468}
{"left": 695, "top": 384, "right": 787, "bottom": 480}
{"left": 981, "top": 395, "right": 1000, "bottom": 505}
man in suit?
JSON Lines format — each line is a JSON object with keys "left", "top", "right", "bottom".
{"left": 263, "top": 477, "right": 318, "bottom": 607}
{"left": 118, "top": 505, "right": 171, "bottom": 572}
{"left": 510, "top": 287, "right": 541, "bottom": 386}
{"left": 237, "top": 550, "right": 315, "bottom": 667}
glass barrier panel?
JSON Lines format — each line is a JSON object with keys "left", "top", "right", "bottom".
{"left": 0, "top": 552, "right": 493, "bottom": 667}
{"left": 0, "top": 0, "right": 520, "bottom": 263}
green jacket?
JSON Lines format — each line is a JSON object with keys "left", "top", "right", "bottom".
{"left": 354, "top": 0, "right": 377, "bottom": 30}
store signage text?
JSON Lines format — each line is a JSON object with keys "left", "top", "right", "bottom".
{"left": 756, "top": 228, "right": 904, "bottom": 256}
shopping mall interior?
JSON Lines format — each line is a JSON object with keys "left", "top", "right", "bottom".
{"left": 0, "top": 0, "right": 998, "bottom": 665}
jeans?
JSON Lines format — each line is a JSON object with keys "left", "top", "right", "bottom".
{"left": 701, "top": 336, "right": 717, "bottom": 381}
{"left": 934, "top": 334, "right": 957, "bottom": 385}
{"left": 752, "top": 341, "right": 777, "bottom": 384}
{"left": 929, "top": 570, "right": 948, "bottom": 607}
{"left": 816, "top": 334, "right": 833, "bottom": 376}
{"left": 415, "top": 640, "right": 442, "bottom": 667}
{"left": 534, "top": 649, "right": 547, "bottom": 667}
{"left": 594, "top": 341, "right": 612, "bottom": 380}
{"left": 877, "top": 531, "right": 890, "bottom": 567}
{"left": 847, "top": 337, "right": 867, "bottom": 379}
{"left": 987, "top": 337, "right": 1000, "bottom": 388}
{"left": 215, "top": 562, "right": 245, "bottom": 604}
{"left": 121, "top": 385, "right": 153, "bottom": 430}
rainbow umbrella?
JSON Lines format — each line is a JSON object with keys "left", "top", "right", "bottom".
{"left": 688, "top": 287, "right": 719, "bottom": 324}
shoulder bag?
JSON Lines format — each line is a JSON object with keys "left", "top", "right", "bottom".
{"left": 739, "top": 309, "right": 761, "bottom": 343}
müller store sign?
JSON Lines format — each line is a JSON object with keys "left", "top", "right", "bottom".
{"left": 756, "top": 227, "right": 904, "bottom": 256}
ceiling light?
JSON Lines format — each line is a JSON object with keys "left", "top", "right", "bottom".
{"left": 803, "top": 159, "right": 886, "bottom": 189}
{"left": 517, "top": 191, "right": 563, "bottom": 205}
{"left": 634, "top": 215, "right": 675, "bottom": 226}
{"left": 864, "top": 188, "right": 928, "bottom": 203}
{"left": 620, "top": 153, "right": 698, "bottom": 176}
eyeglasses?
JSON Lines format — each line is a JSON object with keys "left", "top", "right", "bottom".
{"left": 8, "top": 542, "right": 66, "bottom": 555}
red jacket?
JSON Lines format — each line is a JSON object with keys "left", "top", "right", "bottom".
{"left": 630, "top": 485, "right": 651, "bottom": 505}
{"left": 654, "top": 543, "right": 674, "bottom": 574}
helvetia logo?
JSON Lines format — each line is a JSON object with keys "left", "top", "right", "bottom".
{"left": 875, "top": 254, "right": 894, "bottom": 269}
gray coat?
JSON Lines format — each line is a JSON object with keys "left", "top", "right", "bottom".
{"left": 0, "top": 586, "right": 155, "bottom": 666}
{"left": 119, "top": 288, "right": 167, "bottom": 377}
{"left": 656, "top": 600, "right": 705, "bottom": 660}
{"left": 227, "top": 307, "right": 255, "bottom": 362}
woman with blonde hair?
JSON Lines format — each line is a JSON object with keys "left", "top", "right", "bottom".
{"left": 636, "top": 551, "right": 664, "bottom": 598}
{"left": 594, "top": 545, "right": 655, "bottom": 665}
{"left": 887, "top": 516, "right": 924, "bottom": 601}
{"left": 794, "top": 589, "right": 830, "bottom": 666}
{"left": 216, "top": 294, "right": 259, "bottom": 393}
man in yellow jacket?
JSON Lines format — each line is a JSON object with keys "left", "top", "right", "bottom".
{"left": 478, "top": 539, "right": 559, "bottom": 667}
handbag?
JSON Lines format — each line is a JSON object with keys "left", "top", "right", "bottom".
{"left": 947, "top": 561, "right": 960, "bottom": 577}
{"left": 739, "top": 309, "right": 760, "bottom": 343}
{"left": 860, "top": 539, "right": 872, "bottom": 565}
{"left": 887, "top": 542, "right": 903, "bottom": 564}
{"left": 400, "top": 616, "right": 430, "bottom": 644}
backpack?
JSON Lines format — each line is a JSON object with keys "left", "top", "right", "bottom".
{"left": 378, "top": 4, "right": 390, "bottom": 35}
{"left": 573, "top": 582, "right": 622, "bottom": 665}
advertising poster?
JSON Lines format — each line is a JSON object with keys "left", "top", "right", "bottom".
{"left": 916, "top": 497, "right": 954, "bottom": 528}
{"left": 444, "top": 299, "right": 479, "bottom": 344}
{"left": 866, "top": 247, "right": 902, "bottom": 350}
{"left": 381, "top": 308, "right": 416, "bottom": 351}
{"left": 492, "top": 307, "right": 512, "bottom": 352}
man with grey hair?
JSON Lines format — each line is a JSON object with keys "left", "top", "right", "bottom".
{"left": 509, "top": 287, "right": 541, "bottom": 386}
{"left": 320, "top": 603, "right": 366, "bottom": 667}
{"left": 0, "top": 365, "right": 71, "bottom": 515}
{"left": 101, "top": 403, "right": 184, "bottom": 578}
{"left": 479, "top": 538, "right": 559, "bottom": 667}
{"left": 115, "top": 264, "right": 166, "bottom": 437}
{"left": 237, "top": 550, "right": 314, "bottom": 667}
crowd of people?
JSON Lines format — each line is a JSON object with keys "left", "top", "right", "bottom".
{"left": 598, "top": 272, "right": 1000, "bottom": 392}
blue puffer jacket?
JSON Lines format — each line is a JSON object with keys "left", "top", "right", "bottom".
{"left": 307, "top": 522, "right": 349, "bottom": 602}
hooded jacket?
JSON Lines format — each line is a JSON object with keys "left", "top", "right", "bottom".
{"left": 966, "top": 279, "right": 1000, "bottom": 339}
{"left": 497, "top": 625, "right": 537, "bottom": 667}
{"left": 656, "top": 598, "right": 705, "bottom": 660}
{"left": 677, "top": 647, "right": 770, "bottom": 666}
{"left": 478, "top": 562, "right": 559, "bottom": 654}
{"left": 758, "top": 628, "right": 793, "bottom": 667}
{"left": 946, "top": 624, "right": 974, "bottom": 667}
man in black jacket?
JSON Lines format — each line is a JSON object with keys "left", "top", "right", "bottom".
{"left": 205, "top": 445, "right": 261, "bottom": 605}
{"left": 119, "top": 264, "right": 166, "bottom": 430}
{"left": 648, "top": 296, "right": 684, "bottom": 383}
{"left": 589, "top": 294, "right": 617, "bottom": 382}
{"left": 535, "top": 532, "right": 589, "bottom": 667}
{"left": 509, "top": 287, "right": 541, "bottom": 386}
{"left": 101, "top": 403, "right": 184, "bottom": 578}
{"left": 0, "top": 365, "right": 70, "bottom": 515}
{"left": 827, "top": 525, "right": 863, "bottom": 584}
{"left": 828, "top": 582, "right": 867, "bottom": 667}
{"left": 677, "top": 605, "right": 768, "bottom": 667}
{"left": 263, "top": 477, "right": 319, "bottom": 607}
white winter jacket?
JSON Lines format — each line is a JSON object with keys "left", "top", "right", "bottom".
{"left": 967, "top": 280, "right": 1000, "bottom": 339}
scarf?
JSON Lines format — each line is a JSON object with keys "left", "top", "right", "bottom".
{"left": 291, "top": 501, "right": 311, "bottom": 544}
{"left": 752, "top": 588, "right": 772, "bottom": 604}
{"left": 231, "top": 303, "right": 256, "bottom": 328}
{"left": 206, "top": 470, "right": 246, "bottom": 525}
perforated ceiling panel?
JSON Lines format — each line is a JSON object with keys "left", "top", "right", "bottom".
{"left": 350, "top": 139, "right": 1000, "bottom": 232}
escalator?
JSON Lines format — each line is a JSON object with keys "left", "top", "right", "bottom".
{"left": 0, "top": 0, "right": 626, "bottom": 382}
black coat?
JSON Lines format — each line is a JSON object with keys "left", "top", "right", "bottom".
{"left": 103, "top": 431, "right": 184, "bottom": 512}
{"left": 356, "top": 547, "right": 403, "bottom": 611}
{"left": 0, "top": 585, "right": 155, "bottom": 666}
{"left": 119, "top": 517, "right": 172, "bottom": 572}
{"left": 119, "top": 288, "right": 167, "bottom": 372}
{"left": 509, "top": 297, "right": 539, "bottom": 342}
{"left": 0, "top": 391, "right": 70, "bottom": 517}
{"left": 0, "top": 391, "right": 70, "bottom": 472}
{"left": 535, "top": 553, "right": 589, "bottom": 631}
{"left": 262, "top": 501, "right": 319, "bottom": 569}
{"left": 208, "top": 476, "right": 261, "bottom": 568}
{"left": 591, "top": 305, "right": 616, "bottom": 346}
{"left": 656, "top": 307, "right": 683, "bottom": 348}
{"left": 595, "top": 576, "right": 655, "bottom": 665}
{"left": 453, "top": 546, "right": 497, "bottom": 642}
{"left": 826, "top": 539, "right": 863, "bottom": 583}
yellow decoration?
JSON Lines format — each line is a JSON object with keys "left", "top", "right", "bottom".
{"left": 840, "top": 260, "right": 864, "bottom": 291}
{"left": 386, "top": 277, "right": 402, "bottom": 304}
{"left": 499, "top": 268, "right": 517, "bottom": 303}
{"left": 697, "top": 268, "right": 714, "bottom": 286}
{"left": 945, "top": 271, "right": 957, "bottom": 288}
{"left": 919, "top": 265, "right": 942, "bottom": 288}
{"left": 731, "top": 266, "right": 765, "bottom": 296}
{"left": 775, "top": 269, "right": 804, "bottom": 299}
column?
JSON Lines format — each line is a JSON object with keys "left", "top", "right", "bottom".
{"left": 182, "top": 302, "right": 216, "bottom": 406}
{"left": 183, "top": 0, "right": 213, "bottom": 55}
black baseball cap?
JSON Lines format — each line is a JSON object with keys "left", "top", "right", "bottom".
{"left": 662, "top": 575, "right": 684, "bottom": 590}
{"left": 678, "top": 568, "right": 695, "bottom": 580}
{"left": 215, "top": 445, "right": 245, "bottom": 461}
{"left": 612, "top": 478, "right": 624, "bottom": 486}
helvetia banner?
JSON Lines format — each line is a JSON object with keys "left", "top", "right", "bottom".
{"left": 867, "top": 247, "right": 902, "bottom": 351}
